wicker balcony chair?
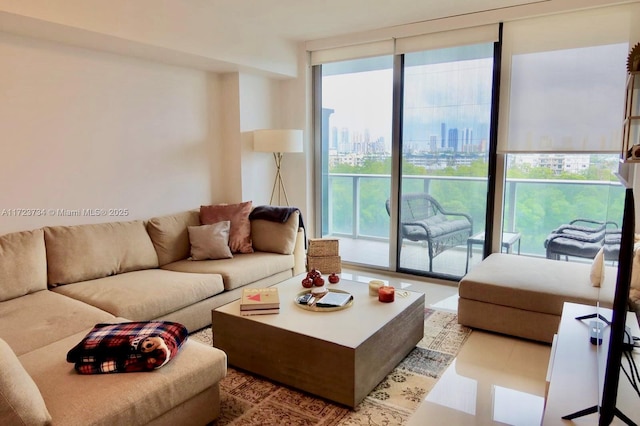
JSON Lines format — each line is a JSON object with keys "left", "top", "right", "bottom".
{"left": 386, "top": 193, "right": 473, "bottom": 272}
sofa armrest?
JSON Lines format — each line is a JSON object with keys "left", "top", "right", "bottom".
{"left": 293, "top": 228, "right": 306, "bottom": 276}
{"left": 0, "top": 338, "right": 52, "bottom": 426}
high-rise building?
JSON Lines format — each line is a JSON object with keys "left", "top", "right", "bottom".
{"left": 330, "top": 126, "right": 338, "bottom": 150}
{"left": 339, "top": 127, "right": 350, "bottom": 153}
{"left": 448, "top": 128, "right": 459, "bottom": 152}
{"left": 440, "top": 123, "right": 446, "bottom": 149}
{"left": 429, "top": 135, "right": 438, "bottom": 152}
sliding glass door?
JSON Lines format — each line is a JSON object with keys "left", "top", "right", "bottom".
{"left": 316, "top": 39, "right": 498, "bottom": 279}
{"left": 398, "top": 44, "right": 495, "bottom": 277}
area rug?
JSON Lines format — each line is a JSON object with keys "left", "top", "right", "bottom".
{"left": 190, "top": 308, "right": 471, "bottom": 426}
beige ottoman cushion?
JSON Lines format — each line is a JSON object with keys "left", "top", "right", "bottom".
{"left": 459, "top": 254, "right": 616, "bottom": 317}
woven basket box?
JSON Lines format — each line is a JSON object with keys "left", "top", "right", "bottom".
{"left": 307, "top": 238, "right": 339, "bottom": 257}
{"left": 307, "top": 255, "right": 342, "bottom": 274}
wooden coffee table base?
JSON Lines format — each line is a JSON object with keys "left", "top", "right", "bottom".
{"left": 212, "top": 278, "right": 425, "bottom": 407}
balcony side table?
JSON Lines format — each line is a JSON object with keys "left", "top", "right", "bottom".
{"left": 465, "top": 231, "right": 521, "bottom": 272}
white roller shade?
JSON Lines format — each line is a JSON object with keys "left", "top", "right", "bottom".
{"left": 395, "top": 24, "right": 499, "bottom": 54}
{"left": 498, "top": 4, "right": 636, "bottom": 153}
{"left": 310, "top": 40, "right": 394, "bottom": 66}
{"left": 310, "top": 24, "right": 500, "bottom": 66}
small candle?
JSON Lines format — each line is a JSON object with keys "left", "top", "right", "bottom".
{"left": 378, "top": 286, "right": 395, "bottom": 303}
{"left": 368, "top": 280, "right": 384, "bottom": 296}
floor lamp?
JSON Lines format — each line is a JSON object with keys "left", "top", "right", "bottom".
{"left": 253, "top": 129, "right": 303, "bottom": 206}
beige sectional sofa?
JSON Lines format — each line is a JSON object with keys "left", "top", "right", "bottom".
{"left": 458, "top": 253, "right": 618, "bottom": 343}
{"left": 0, "top": 207, "right": 305, "bottom": 425}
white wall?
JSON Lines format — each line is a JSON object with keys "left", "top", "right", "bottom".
{"left": 0, "top": 32, "right": 219, "bottom": 234}
{"left": 238, "top": 73, "right": 281, "bottom": 206}
{"left": 279, "top": 45, "right": 314, "bottom": 234}
{"left": 0, "top": 0, "right": 298, "bottom": 77}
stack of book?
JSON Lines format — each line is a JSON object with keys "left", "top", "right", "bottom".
{"left": 240, "top": 287, "right": 280, "bottom": 316}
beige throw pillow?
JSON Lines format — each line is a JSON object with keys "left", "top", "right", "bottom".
{"left": 146, "top": 210, "right": 200, "bottom": 266}
{"left": 44, "top": 221, "right": 159, "bottom": 286}
{"left": 590, "top": 247, "right": 605, "bottom": 287}
{"left": 251, "top": 210, "right": 299, "bottom": 255}
{"left": 188, "top": 222, "right": 233, "bottom": 260}
{"left": 0, "top": 338, "right": 52, "bottom": 425}
{"left": 200, "top": 202, "right": 253, "bottom": 254}
{"left": 0, "top": 229, "right": 48, "bottom": 302}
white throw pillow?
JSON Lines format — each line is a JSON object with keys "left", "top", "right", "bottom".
{"left": 188, "top": 222, "right": 233, "bottom": 261}
{"left": 590, "top": 247, "right": 605, "bottom": 287}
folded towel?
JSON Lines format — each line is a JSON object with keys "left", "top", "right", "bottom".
{"left": 67, "top": 321, "right": 187, "bottom": 374}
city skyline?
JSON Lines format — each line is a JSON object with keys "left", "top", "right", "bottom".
{"left": 328, "top": 120, "right": 489, "bottom": 155}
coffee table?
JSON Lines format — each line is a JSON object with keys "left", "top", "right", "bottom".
{"left": 212, "top": 275, "right": 425, "bottom": 407}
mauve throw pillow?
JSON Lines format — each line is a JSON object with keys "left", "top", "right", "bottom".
{"left": 188, "top": 222, "right": 233, "bottom": 260}
{"left": 200, "top": 201, "right": 254, "bottom": 253}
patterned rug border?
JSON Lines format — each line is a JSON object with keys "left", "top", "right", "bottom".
{"left": 191, "top": 308, "right": 471, "bottom": 425}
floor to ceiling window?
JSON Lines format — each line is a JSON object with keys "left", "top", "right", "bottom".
{"left": 313, "top": 4, "right": 635, "bottom": 280}
{"left": 495, "top": 6, "right": 630, "bottom": 268}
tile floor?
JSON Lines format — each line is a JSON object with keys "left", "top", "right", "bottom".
{"left": 341, "top": 268, "right": 551, "bottom": 426}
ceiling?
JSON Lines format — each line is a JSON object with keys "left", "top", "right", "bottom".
{"left": 0, "top": 0, "right": 630, "bottom": 76}
{"left": 208, "top": 0, "right": 540, "bottom": 42}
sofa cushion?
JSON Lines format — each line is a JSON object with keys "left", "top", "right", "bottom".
{"left": 18, "top": 325, "right": 226, "bottom": 426}
{"left": 147, "top": 210, "right": 200, "bottom": 266}
{"left": 188, "top": 222, "right": 233, "bottom": 260}
{"left": 459, "top": 253, "right": 616, "bottom": 317}
{"left": 0, "top": 337, "right": 52, "bottom": 426}
{"left": 162, "top": 252, "right": 294, "bottom": 290}
{"left": 251, "top": 210, "right": 299, "bottom": 255}
{"left": 52, "top": 269, "right": 224, "bottom": 321}
{"left": 45, "top": 221, "right": 159, "bottom": 286}
{"left": 0, "top": 229, "right": 47, "bottom": 302}
{"left": 200, "top": 202, "right": 253, "bottom": 254}
{"left": 0, "top": 290, "right": 116, "bottom": 356}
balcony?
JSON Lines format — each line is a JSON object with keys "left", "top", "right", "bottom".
{"left": 324, "top": 173, "right": 624, "bottom": 278}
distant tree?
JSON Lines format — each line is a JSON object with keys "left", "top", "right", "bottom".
{"left": 326, "top": 154, "right": 622, "bottom": 254}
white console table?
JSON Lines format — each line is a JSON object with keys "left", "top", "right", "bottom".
{"left": 543, "top": 302, "right": 640, "bottom": 425}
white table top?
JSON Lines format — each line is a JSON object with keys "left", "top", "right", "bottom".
{"left": 215, "top": 275, "right": 424, "bottom": 348}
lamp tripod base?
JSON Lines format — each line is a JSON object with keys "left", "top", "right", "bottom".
{"left": 269, "top": 152, "right": 291, "bottom": 206}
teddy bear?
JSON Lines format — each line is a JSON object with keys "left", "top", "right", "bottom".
{"left": 139, "top": 336, "right": 171, "bottom": 369}
{"left": 129, "top": 335, "right": 171, "bottom": 370}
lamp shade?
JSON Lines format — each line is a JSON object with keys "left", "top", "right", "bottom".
{"left": 253, "top": 129, "right": 303, "bottom": 153}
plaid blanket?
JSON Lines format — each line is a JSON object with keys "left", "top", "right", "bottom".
{"left": 67, "top": 321, "right": 188, "bottom": 374}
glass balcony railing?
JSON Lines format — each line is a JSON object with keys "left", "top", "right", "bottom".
{"left": 325, "top": 173, "right": 624, "bottom": 262}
